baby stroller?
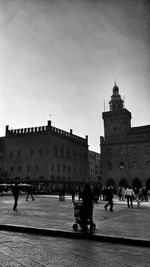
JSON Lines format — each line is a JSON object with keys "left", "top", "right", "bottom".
{"left": 72, "top": 201, "right": 96, "bottom": 233}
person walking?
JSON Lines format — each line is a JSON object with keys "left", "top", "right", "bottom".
{"left": 104, "top": 185, "right": 114, "bottom": 212}
{"left": 11, "top": 182, "right": 20, "bottom": 211}
{"left": 125, "top": 187, "right": 135, "bottom": 208}
{"left": 26, "top": 185, "right": 35, "bottom": 201}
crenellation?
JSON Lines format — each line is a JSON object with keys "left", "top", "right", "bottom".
{"left": 5, "top": 123, "right": 88, "bottom": 146}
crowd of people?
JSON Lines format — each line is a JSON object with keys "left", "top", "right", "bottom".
{"left": 0, "top": 181, "right": 149, "bottom": 235}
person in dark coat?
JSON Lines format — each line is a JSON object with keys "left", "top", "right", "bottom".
{"left": 26, "top": 185, "right": 35, "bottom": 201}
{"left": 11, "top": 182, "right": 20, "bottom": 211}
{"left": 82, "top": 183, "right": 94, "bottom": 233}
{"left": 104, "top": 185, "right": 114, "bottom": 212}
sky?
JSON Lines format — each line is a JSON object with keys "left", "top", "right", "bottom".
{"left": 0, "top": 0, "right": 150, "bottom": 153}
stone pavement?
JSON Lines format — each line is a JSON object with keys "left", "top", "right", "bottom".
{"left": 0, "top": 230, "right": 150, "bottom": 266}
{"left": 0, "top": 194, "right": 150, "bottom": 246}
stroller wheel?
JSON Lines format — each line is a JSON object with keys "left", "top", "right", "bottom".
{"left": 73, "top": 223, "right": 78, "bottom": 231}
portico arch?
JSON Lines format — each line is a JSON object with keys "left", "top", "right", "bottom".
{"left": 146, "top": 178, "right": 150, "bottom": 190}
{"left": 132, "top": 178, "right": 142, "bottom": 189}
{"left": 119, "top": 178, "right": 128, "bottom": 188}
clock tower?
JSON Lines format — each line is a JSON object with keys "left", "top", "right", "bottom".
{"left": 102, "top": 83, "right": 131, "bottom": 140}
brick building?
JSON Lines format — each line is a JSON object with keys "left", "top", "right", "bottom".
{"left": 1, "top": 120, "right": 88, "bottom": 192}
{"left": 100, "top": 84, "right": 150, "bottom": 190}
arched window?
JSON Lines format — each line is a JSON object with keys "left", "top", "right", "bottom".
{"left": 60, "top": 148, "right": 64, "bottom": 158}
{"left": 108, "top": 161, "right": 112, "bottom": 170}
{"left": 30, "top": 149, "right": 34, "bottom": 157}
{"left": 27, "top": 165, "right": 30, "bottom": 172}
{"left": 18, "top": 166, "right": 21, "bottom": 172}
{"left": 36, "top": 165, "right": 39, "bottom": 171}
{"left": 132, "top": 147, "right": 137, "bottom": 155}
{"left": 39, "top": 149, "right": 42, "bottom": 156}
{"left": 118, "top": 148, "right": 124, "bottom": 156}
{"left": 119, "top": 162, "right": 125, "bottom": 170}
{"left": 147, "top": 160, "right": 150, "bottom": 168}
{"left": 106, "top": 148, "right": 112, "bottom": 157}
{"left": 146, "top": 146, "right": 150, "bottom": 154}
{"left": 132, "top": 161, "right": 138, "bottom": 169}
{"left": 10, "top": 151, "right": 13, "bottom": 159}
{"left": 66, "top": 149, "right": 70, "bottom": 160}
{"left": 53, "top": 147, "right": 58, "bottom": 157}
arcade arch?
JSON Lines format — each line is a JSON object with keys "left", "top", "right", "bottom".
{"left": 132, "top": 178, "right": 142, "bottom": 189}
{"left": 119, "top": 178, "right": 128, "bottom": 188}
{"left": 146, "top": 178, "right": 150, "bottom": 190}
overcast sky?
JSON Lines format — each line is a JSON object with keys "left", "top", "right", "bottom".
{"left": 0, "top": 0, "right": 150, "bottom": 152}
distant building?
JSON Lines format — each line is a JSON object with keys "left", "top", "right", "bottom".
{"left": 88, "top": 150, "right": 102, "bottom": 184}
{"left": 0, "top": 137, "right": 6, "bottom": 180}
{"left": 100, "top": 83, "right": 150, "bottom": 190}
{"left": 1, "top": 120, "right": 88, "bottom": 192}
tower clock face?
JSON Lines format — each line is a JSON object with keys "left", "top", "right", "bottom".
{"left": 110, "top": 123, "right": 120, "bottom": 135}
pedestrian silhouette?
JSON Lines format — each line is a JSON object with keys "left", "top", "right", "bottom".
{"left": 104, "top": 185, "right": 114, "bottom": 212}
{"left": 11, "top": 182, "right": 20, "bottom": 211}
{"left": 26, "top": 185, "right": 35, "bottom": 201}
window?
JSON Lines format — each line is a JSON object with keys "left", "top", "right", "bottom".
{"left": 30, "top": 150, "right": 34, "bottom": 157}
{"left": 57, "top": 165, "right": 60, "bottom": 172}
{"left": 108, "top": 161, "right": 112, "bottom": 170}
{"left": 132, "top": 147, "right": 137, "bottom": 155}
{"left": 74, "top": 151, "right": 77, "bottom": 161}
{"left": 10, "top": 151, "right": 13, "bottom": 159}
{"left": 106, "top": 148, "right": 112, "bottom": 157}
{"left": 51, "top": 164, "right": 54, "bottom": 172}
{"left": 63, "top": 165, "right": 65, "bottom": 173}
{"left": 17, "top": 150, "right": 20, "bottom": 158}
{"left": 10, "top": 166, "right": 13, "bottom": 173}
{"left": 118, "top": 149, "right": 124, "bottom": 156}
{"left": 54, "top": 147, "right": 58, "bottom": 157}
{"left": 36, "top": 165, "right": 39, "bottom": 171}
{"left": 84, "top": 153, "right": 87, "bottom": 161}
{"left": 119, "top": 162, "right": 125, "bottom": 170}
{"left": 60, "top": 149, "right": 64, "bottom": 158}
{"left": 146, "top": 146, "right": 150, "bottom": 154}
{"left": 39, "top": 149, "right": 42, "bottom": 156}
{"left": 147, "top": 161, "right": 150, "bottom": 169}
{"left": 133, "top": 161, "right": 138, "bottom": 169}
{"left": 68, "top": 166, "right": 70, "bottom": 173}
{"left": 66, "top": 150, "right": 70, "bottom": 160}
{"left": 27, "top": 165, "right": 30, "bottom": 172}
{"left": 18, "top": 166, "right": 21, "bottom": 172}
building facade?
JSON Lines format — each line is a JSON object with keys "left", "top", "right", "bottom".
{"left": 100, "top": 84, "right": 150, "bottom": 190}
{"left": 1, "top": 120, "right": 89, "bottom": 192}
{"left": 88, "top": 150, "right": 102, "bottom": 184}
